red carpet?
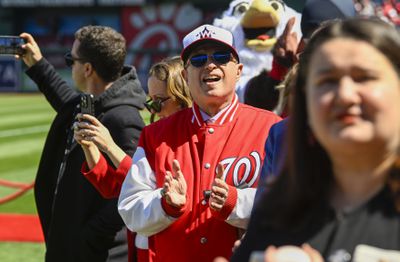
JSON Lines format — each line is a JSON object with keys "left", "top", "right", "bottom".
{"left": 0, "top": 214, "right": 44, "bottom": 242}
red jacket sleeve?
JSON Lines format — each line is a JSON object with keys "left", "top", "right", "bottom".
{"left": 81, "top": 154, "right": 132, "bottom": 199}
{"left": 210, "top": 185, "right": 238, "bottom": 220}
{"left": 269, "top": 58, "right": 289, "bottom": 81}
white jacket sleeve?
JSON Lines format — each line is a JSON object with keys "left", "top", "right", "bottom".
{"left": 226, "top": 187, "right": 256, "bottom": 229}
{"left": 118, "top": 147, "right": 176, "bottom": 237}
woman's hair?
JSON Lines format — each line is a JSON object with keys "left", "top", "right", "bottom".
{"left": 256, "top": 17, "right": 400, "bottom": 229}
{"left": 273, "top": 63, "right": 298, "bottom": 116}
{"left": 148, "top": 56, "right": 192, "bottom": 109}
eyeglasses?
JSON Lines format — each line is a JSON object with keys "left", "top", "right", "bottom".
{"left": 189, "top": 51, "right": 232, "bottom": 68}
{"left": 64, "top": 52, "right": 85, "bottom": 67}
{"left": 144, "top": 97, "right": 170, "bottom": 113}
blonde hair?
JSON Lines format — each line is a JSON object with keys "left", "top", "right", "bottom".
{"left": 273, "top": 63, "right": 298, "bottom": 116}
{"left": 148, "top": 56, "right": 192, "bottom": 109}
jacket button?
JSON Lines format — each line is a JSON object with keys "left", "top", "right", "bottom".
{"left": 204, "top": 163, "right": 210, "bottom": 169}
{"left": 200, "top": 237, "right": 207, "bottom": 244}
{"left": 201, "top": 199, "right": 207, "bottom": 205}
{"left": 208, "top": 128, "right": 214, "bottom": 134}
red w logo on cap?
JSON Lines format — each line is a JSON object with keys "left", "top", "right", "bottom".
{"left": 196, "top": 26, "right": 215, "bottom": 39}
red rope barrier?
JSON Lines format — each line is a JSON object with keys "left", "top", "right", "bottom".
{"left": 0, "top": 179, "right": 35, "bottom": 205}
{"left": 0, "top": 179, "right": 32, "bottom": 188}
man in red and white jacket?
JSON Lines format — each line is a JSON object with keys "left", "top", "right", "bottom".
{"left": 118, "top": 24, "right": 281, "bottom": 262}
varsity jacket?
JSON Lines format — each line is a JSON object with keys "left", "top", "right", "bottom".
{"left": 118, "top": 95, "right": 281, "bottom": 262}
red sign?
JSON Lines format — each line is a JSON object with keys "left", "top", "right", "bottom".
{"left": 121, "top": 3, "right": 203, "bottom": 76}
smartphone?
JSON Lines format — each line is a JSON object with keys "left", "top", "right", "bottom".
{"left": 80, "top": 94, "right": 95, "bottom": 116}
{"left": 353, "top": 244, "right": 400, "bottom": 262}
{"left": 250, "top": 247, "right": 311, "bottom": 262}
{"left": 0, "top": 36, "right": 25, "bottom": 56}
{"left": 249, "top": 251, "right": 265, "bottom": 262}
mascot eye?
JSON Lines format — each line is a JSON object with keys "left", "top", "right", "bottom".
{"left": 270, "top": 0, "right": 284, "bottom": 11}
{"left": 232, "top": 2, "right": 249, "bottom": 16}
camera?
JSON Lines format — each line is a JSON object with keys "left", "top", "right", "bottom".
{"left": 0, "top": 36, "right": 26, "bottom": 56}
{"left": 80, "top": 94, "right": 95, "bottom": 116}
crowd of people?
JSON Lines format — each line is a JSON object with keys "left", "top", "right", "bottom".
{"left": 15, "top": 0, "right": 400, "bottom": 261}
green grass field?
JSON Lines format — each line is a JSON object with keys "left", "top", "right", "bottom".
{"left": 0, "top": 94, "right": 52, "bottom": 261}
{"left": 0, "top": 93, "right": 150, "bottom": 261}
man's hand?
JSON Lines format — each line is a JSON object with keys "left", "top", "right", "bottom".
{"left": 18, "top": 33, "right": 43, "bottom": 68}
{"left": 272, "top": 17, "right": 299, "bottom": 67}
{"left": 163, "top": 160, "right": 187, "bottom": 208}
{"left": 209, "top": 163, "right": 229, "bottom": 211}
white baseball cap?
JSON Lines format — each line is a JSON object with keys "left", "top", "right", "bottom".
{"left": 181, "top": 24, "right": 239, "bottom": 63}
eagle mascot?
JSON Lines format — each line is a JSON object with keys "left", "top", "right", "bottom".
{"left": 213, "top": 0, "right": 301, "bottom": 102}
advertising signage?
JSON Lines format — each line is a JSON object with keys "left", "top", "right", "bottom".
{"left": 0, "top": 57, "right": 21, "bottom": 92}
{"left": 0, "top": 0, "right": 144, "bottom": 7}
{"left": 121, "top": 3, "right": 203, "bottom": 87}
{"left": 99, "top": 0, "right": 145, "bottom": 5}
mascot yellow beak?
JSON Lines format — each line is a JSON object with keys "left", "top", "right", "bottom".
{"left": 240, "top": 0, "right": 283, "bottom": 52}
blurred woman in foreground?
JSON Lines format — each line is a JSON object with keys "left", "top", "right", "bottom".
{"left": 232, "top": 17, "right": 400, "bottom": 262}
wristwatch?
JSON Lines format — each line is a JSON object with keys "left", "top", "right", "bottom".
{"left": 160, "top": 188, "right": 166, "bottom": 198}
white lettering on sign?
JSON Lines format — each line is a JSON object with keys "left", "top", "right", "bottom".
{"left": 2, "top": 64, "right": 16, "bottom": 83}
{"left": 1, "top": 0, "right": 93, "bottom": 7}
{"left": 125, "top": 3, "right": 202, "bottom": 74}
{"left": 0, "top": 59, "right": 20, "bottom": 90}
{"left": 98, "top": 0, "right": 144, "bottom": 5}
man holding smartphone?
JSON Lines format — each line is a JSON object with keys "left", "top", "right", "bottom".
{"left": 19, "top": 26, "right": 146, "bottom": 262}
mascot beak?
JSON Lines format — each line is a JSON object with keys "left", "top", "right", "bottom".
{"left": 241, "top": 0, "right": 280, "bottom": 28}
{"left": 240, "top": 0, "right": 284, "bottom": 51}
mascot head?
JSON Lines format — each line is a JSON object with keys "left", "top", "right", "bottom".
{"left": 241, "top": 0, "right": 286, "bottom": 51}
{"left": 213, "top": 0, "right": 301, "bottom": 101}
{"left": 215, "top": 0, "right": 288, "bottom": 52}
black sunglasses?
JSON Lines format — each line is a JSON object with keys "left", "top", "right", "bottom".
{"left": 189, "top": 51, "right": 232, "bottom": 68}
{"left": 144, "top": 97, "right": 170, "bottom": 113}
{"left": 64, "top": 52, "right": 85, "bottom": 67}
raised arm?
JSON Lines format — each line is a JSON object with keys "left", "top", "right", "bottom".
{"left": 75, "top": 113, "right": 127, "bottom": 168}
{"left": 20, "top": 32, "right": 79, "bottom": 112}
{"left": 74, "top": 113, "right": 135, "bottom": 198}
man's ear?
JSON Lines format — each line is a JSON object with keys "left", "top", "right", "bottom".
{"left": 84, "top": 62, "right": 93, "bottom": 78}
{"left": 236, "top": 63, "right": 243, "bottom": 82}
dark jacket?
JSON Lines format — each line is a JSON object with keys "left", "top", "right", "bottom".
{"left": 26, "top": 58, "right": 146, "bottom": 262}
{"left": 255, "top": 118, "right": 288, "bottom": 202}
{"left": 232, "top": 186, "right": 400, "bottom": 262}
